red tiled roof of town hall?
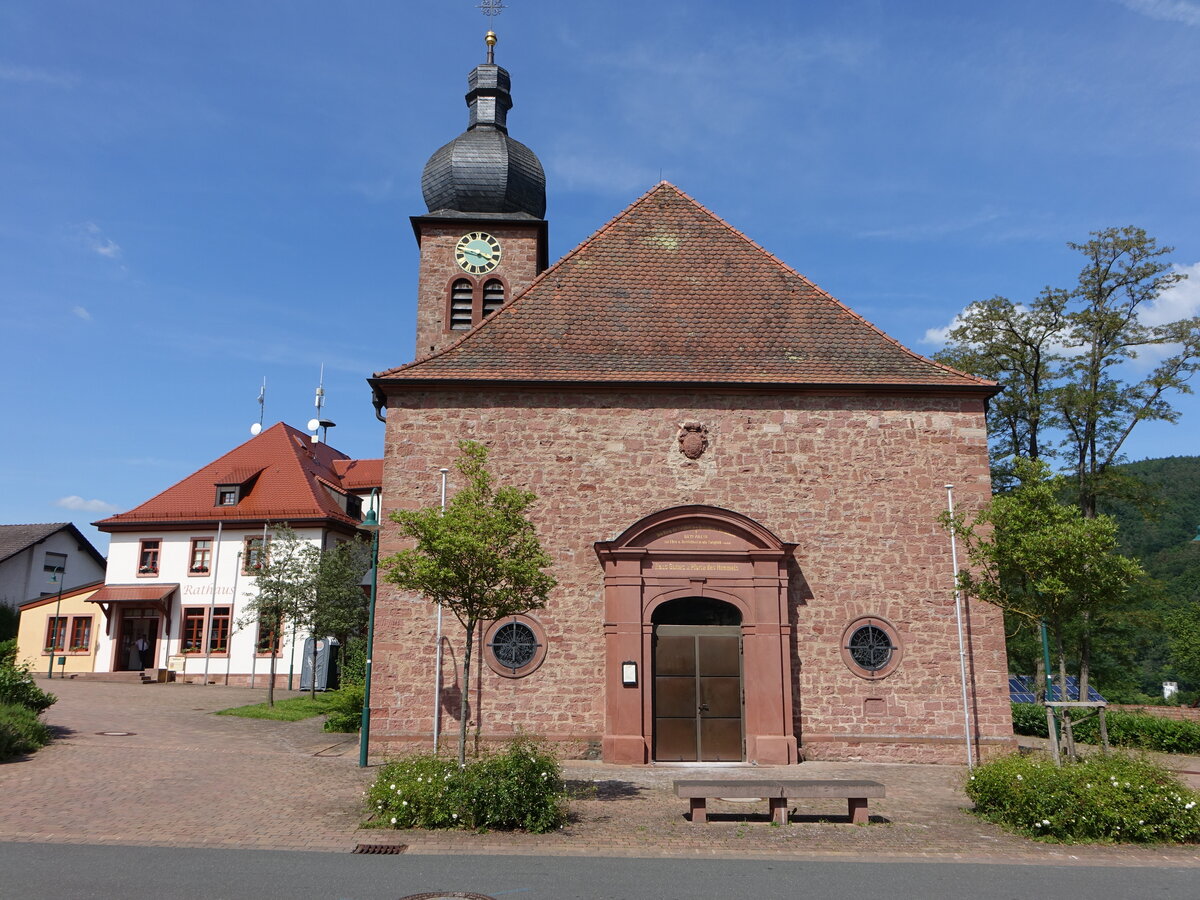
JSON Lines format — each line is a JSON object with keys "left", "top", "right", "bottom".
{"left": 374, "top": 183, "right": 994, "bottom": 390}
{"left": 94, "top": 423, "right": 382, "bottom": 531}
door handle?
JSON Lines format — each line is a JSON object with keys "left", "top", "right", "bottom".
{"left": 698, "top": 704, "right": 710, "bottom": 712}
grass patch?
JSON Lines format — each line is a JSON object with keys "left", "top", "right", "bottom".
{"left": 215, "top": 695, "right": 336, "bottom": 722}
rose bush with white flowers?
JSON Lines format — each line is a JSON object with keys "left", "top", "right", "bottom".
{"left": 365, "top": 738, "right": 566, "bottom": 833}
{"left": 967, "top": 752, "right": 1200, "bottom": 843}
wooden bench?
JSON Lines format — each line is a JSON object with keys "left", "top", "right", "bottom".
{"left": 674, "top": 779, "right": 885, "bottom": 825}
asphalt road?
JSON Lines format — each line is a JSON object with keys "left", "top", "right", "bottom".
{"left": 2, "top": 843, "right": 1196, "bottom": 900}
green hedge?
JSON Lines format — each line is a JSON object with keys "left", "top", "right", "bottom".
{"left": 366, "top": 738, "right": 567, "bottom": 833}
{"left": 967, "top": 752, "right": 1200, "bottom": 843}
{"left": 0, "top": 702, "right": 52, "bottom": 761}
{"left": 0, "top": 659, "right": 56, "bottom": 713}
{"left": 323, "top": 683, "right": 364, "bottom": 733}
{"left": 1011, "top": 703, "right": 1200, "bottom": 754}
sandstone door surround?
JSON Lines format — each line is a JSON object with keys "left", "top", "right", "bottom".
{"left": 596, "top": 505, "right": 798, "bottom": 766}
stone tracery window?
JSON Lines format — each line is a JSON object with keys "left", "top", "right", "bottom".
{"left": 840, "top": 616, "right": 903, "bottom": 679}
{"left": 483, "top": 615, "right": 547, "bottom": 678}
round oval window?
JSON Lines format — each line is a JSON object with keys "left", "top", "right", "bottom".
{"left": 846, "top": 624, "right": 893, "bottom": 672}
{"left": 489, "top": 621, "right": 538, "bottom": 672}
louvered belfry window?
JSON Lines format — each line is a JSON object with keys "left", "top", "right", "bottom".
{"left": 450, "top": 279, "right": 474, "bottom": 330}
{"left": 482, "top": 279, "right": 506, "bottom": 318}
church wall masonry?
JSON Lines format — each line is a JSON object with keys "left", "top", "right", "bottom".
{"left": 369, "top": 386, "right": 1015, "bottom": 765}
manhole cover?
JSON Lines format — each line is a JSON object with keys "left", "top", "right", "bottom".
{"left": 352, "top": 843, "right": 408, "bottom": 855}
{"left": 397, "top": 894, "right": 496, "bottom": 900}
{"left": 95, "top": 731, "right": 135, "bottom": 737}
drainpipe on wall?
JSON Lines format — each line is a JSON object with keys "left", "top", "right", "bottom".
{"left": 945, "top": 484, "right": 975, "bottom": 769}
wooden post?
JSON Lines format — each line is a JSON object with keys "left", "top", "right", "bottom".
{"left": 1098, "top": 706, "right": 1110, "bottom": 752}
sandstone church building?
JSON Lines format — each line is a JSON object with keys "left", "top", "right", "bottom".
{"left": 367, "top": 33, "right": 1014, "bottom": 765}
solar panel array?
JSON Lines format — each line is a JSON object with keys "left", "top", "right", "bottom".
{"left": 1009, "top": 675, "right": 1105, "bottom": 703}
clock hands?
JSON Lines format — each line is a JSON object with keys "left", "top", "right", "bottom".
{"left": 462, "top": 246, "right": 494, "bottom": 262}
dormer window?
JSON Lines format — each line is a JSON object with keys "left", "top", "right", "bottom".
{"left": 216, "top": 487, "right": 239, "bottom": 506}
{"left": 446, "top": 276, "right": 507, "bottom": 332}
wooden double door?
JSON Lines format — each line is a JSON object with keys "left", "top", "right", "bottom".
{"left": 653, "top": 624, "right": 743, "bottom": 762}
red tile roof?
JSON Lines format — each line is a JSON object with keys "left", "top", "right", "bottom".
{"left": 374, "top": 183, "right": 994, "bottom": 391}
{"left": 94, "top": 423, "right": 382, "bottom": 531}
{"left": 331, "top": 458, "right": 383, "bottom": 492}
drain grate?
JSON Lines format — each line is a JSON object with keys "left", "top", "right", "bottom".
{"left": 396, "top": 894, "right": 497, "bottom": 900}
{"left": 95, "top": 731, "right": 135, "bottom": 737}
{"left": 352, "top": 842, "right": 408, "bottom": 855}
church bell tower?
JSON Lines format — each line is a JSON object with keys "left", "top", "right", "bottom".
{"left": 412, "top": 30, "right": 548, "bottom": 357}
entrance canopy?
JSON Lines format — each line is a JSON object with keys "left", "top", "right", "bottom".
{"left": 87, "top": 583, "right": 177, "bottom": 634}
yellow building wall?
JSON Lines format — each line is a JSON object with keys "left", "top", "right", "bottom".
{"left": 17, "top": 585, "right": 103, "bottom": 675}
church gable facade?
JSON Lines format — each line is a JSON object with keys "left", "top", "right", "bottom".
{"left": 368, "top": 35, "right": 1013, "bottom": 765}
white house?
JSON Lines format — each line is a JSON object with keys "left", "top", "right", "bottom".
{"left": 0, "top": 523, "right": 106, "bottom": 611}
{"left": 86, "top": 422, "right": 381, "bottom": 686}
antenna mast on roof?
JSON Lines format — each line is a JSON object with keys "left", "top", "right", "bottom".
{"left": 250, "top": 377, "right": 266, "bottom": 436}
{"left": 307, "top": 364, "right": 335, "bottom": 444}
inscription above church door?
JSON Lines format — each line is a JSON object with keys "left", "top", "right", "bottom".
{"left": 653, "top": 624, "right": 743, "bottom": 762}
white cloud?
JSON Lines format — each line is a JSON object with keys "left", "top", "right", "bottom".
{"left": 1141, "top": 262, "right": 1200, "bottom": 326}
{"left": 1115, "top": 0, "right": 1200, "bottom": 26}
{"left": 0, "top": 62, "right": 75, "bottom": 88}
{"left": 72, "top": 306, "right": 92, "bottom": 321}
{"left": 921, "top": 315, "right": 964, "bottom": 347}
{"left": 80, "top": 222, "right": 121, "bottom": 259}
{"left": 56, "top": 495, "right": 119, "bottom": 513}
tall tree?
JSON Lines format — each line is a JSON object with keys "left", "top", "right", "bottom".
{"left": 945, "top": 459, "right": 1143, "bottom": 702}
{"left": 238, "top": 524, "right": 318, "bottom": 707}
{"left": 1058, "top": 227, "right": 1196, "bottom": 518}
{"left": 383, "top": 441, "right": 557, "bottom": 765}
{"left": 307, "top": 536, "right": 373, "bottom": 698}
{"left": 934, "top": 291, "right": 1066, "bottom": 488}
{"left": 936, "top": 227, "right": 1197, "bottom": 509}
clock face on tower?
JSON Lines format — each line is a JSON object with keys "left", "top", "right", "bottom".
{"left": 455, "top": 231, "right": 502, "bottom": 274}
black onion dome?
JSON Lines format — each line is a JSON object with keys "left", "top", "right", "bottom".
{"left": 421, "top": 56, "right": 546, "bottom": 219}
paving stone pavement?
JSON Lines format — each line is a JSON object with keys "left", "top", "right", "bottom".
{"left": 5, "top": 678, "right": 1200, "bottom": 865}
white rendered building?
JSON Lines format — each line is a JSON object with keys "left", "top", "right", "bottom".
{"left": 88, "top": 423, "right": 380, "bottom": 685}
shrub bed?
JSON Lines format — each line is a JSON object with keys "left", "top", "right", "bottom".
{"left": 323, "top": 683, "right": 364, "bottom": 733}
{"left": 366, "top": 738, "right": 566, "bottom": 833}
{"left": 0, "top": 702, "right": 53, "bottom": 761}
{"left": 0, "top": 661, "right": 57, "bottom": 713}
{"left": 1011, "top": 703, "right": 1200, "bottom": 754}
{"left": 967, "top": 752, "right": 1200, "bottom": 843}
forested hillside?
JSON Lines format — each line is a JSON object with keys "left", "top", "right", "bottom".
{"left": 1086, "top": 457, "right": 1200, "bottom": 700}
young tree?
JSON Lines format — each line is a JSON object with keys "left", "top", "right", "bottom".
{"left": 383, "top": 440, "right": 557, "bottom": 765}
{"left": 307, "top": 537, "right": 373, "bottom": 698}
{"left": 946, "top": 459, "right": 1143, "bottom": 702}
{"left": 238, "top": 524, "right": 318, "bottom": 707}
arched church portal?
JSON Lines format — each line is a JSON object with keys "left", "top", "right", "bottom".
{"left": 594, "top": 506, "right": 798, "bottom": 766}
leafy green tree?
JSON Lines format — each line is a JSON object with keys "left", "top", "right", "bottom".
{"left": 307, "top": 536, "right": 373, "bottom": 698}
{"left": 239, "top": 524, "right": 318, "bottom": 707}
{"left": 936, "top": 227, "right": 1197, "bottom": 511}
{"left": 1059, "top": 227, "right": 1197, "bottom": 518}
{"left": 935, "top": 291, "right": 1066, "bottom": 489}
{"left": 383, "top": 441, "right": 557, "bottom": 765}
{"left": 946, "top": 459, "right": 1143, "bottom": 701}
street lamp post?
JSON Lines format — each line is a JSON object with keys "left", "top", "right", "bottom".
{"left": 358, "top": 488, "right": 381, "bottom": 768}
{"left": 47, "top": 565, "right": 65, "bottom": 679}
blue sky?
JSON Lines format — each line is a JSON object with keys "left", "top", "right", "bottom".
{"left": 3, "top": 1, "right": 1199, "bottom": 554}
